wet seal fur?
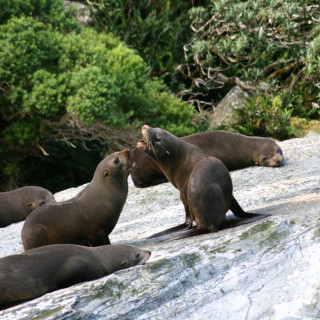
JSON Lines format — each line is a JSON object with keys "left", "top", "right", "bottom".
{"left": 21, "top": 149, "right": 132, "bottom": 251}
{"left": 0, "top": 243, "right": 151, "bottom": 309}
{"left": 137, "top": 125, "right": 267, "bottom": 239}
{"left": 131, "top": 131, "right": 284, "bottom": 188}
{"left": 0, "top": 186, "right": 55, "bottom": 228}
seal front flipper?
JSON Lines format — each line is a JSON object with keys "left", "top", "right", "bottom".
{"left": 230, "top": 196, "right": 269, "bottom": 219}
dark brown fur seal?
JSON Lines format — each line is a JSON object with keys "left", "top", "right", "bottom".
{"left": 21, "top": 149, "right": 132, "bottom": 251}
{"left": 137, "top": 125, "right": 266, "bottom": 238}
{"left": 0, "top": 186, "right": 55, "bottom": 228}
{"left": 131, "top": 131, "right": 284, "bottom": 188}
{"left": 0, "top": 243, "right": 151, "bottom": 309}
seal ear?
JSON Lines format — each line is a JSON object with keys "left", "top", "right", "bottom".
{"left": 104, "top": 170, "right": 109, "bottom": 177}
{"left": 25, "top": 202, "right": 35, "bottom": 213}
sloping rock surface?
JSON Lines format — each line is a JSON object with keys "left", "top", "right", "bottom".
{"left": 0, "top": 131, "right": 320, "bottom": 319}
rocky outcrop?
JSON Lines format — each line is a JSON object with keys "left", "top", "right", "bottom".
{"left": 0, "top": 131, "right": 320, "bottom": 319}
{"left": 210, "top": 85, "right": 251, "bottom": 128}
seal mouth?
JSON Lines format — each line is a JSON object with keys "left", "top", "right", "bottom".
{"left": 127, "top": 161, "right": 136, "bottom": 173}
{"left": 137, "top": 139, "right": 147, "bottom": 148}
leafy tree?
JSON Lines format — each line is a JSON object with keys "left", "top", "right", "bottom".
{"left": 84, "top": 0, "right": 209, "bottom": 91}
{"left": 178, "top": 0, "right": 320, "bottom": 120}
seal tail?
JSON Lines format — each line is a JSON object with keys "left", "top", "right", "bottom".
{"left": 230, "top": 196, "right": 268, "bottom": 219}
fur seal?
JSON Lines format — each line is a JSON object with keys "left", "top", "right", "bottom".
{"left": 0, "top": 243, "right": 151, "bottom": 309}
{"left": 21, "top": 149, "right": 132, "bottom": 251}
{"left": 137, "top": 125, "right": 266, "bottom": 238}
{"left": 0, "top": 186, "right": 55, "bottom": 228}
{"left": 131, "top": 131, "right": 284, "bottom": 188}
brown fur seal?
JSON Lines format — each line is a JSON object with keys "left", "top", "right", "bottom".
{"left": 131, "top": 131, "right": 284, "bottom": 188}
{"left": 21, "top": 149, "right": 132, "bottom": 251}
{"left": 137, "top": 125, "right": 266, "bottom": 238}
{"left": 0, "top": 243, "right": 151, "bottom": 309}
{"left": 0, "top": 186, "right": 55, "bottom": 228}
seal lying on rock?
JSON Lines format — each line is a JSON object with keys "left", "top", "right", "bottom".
{"left": 137, "top": 125, "right": 267, "bottom": 238}
{"left": 0, "top": 244, "right": 151, "bottom": 309}
{"left": 0, "top": 186, "right": 55, "bottom": 228}
{"left": 131, "top": 131, "right": 284, "bottom": 188}
{"left": 21, "top": 149, "right": 132, "bottom": 250}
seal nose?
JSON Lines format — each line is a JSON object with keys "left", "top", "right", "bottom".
{"left": 120, "top": 149, "right": 131, "bottom": 160}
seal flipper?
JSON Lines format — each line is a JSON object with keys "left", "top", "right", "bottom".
{"left": 230, "top": 196, "right": 269, "bottom": 219}
{"left": 147, "top": 223, "right": 195, "bottom": 239}
{"left": 170, "top": 215, "right": 268, "bottom": 241}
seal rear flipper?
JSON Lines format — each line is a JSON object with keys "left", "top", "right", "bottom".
{"left": 219, "top": 214, "right": 268, "bottom": 230}
{"left": 230, "top": 196, "right": 269, "bottom": 219}
{"left": 170, "top": 228, "right": 212, "bottom": 240}
{"left": 147, "top": 223, "right": 195, "bottom": 239}
{"left": 170, "top": 214, "right": 269, "bottom": 241}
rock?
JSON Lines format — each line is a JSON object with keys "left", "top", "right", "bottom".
{"left": 1, "top": 131, "right": 320, "bottom": 319}
{"left": 65, "top": 1, "right": 91, "bottom": 26}
{"left": 210, "top": 85, "right": 251, "bottom": 129}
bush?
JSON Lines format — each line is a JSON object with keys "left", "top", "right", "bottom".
{"left": 0, "top": 5, "right": 201, "bottom": 190}
{"left": 0, "top": 0, "right": 80, "bottom": 32}
{"left": 234, "top": 95, "right": 294, "bottom": 140}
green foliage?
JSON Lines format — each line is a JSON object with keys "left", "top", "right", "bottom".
{"left": 306, "top": 35, "right": 320, "bottom": 79}
{"left": 179, "top": 0, "right": 320, "bottom": 120}
{"left": 234, "top": 95, "right": 294, "bottom": 140}
{"left": 0, "top": 16, "right": 197, "bottom": 145}
{"left": 87, "top": 0, "right": 208, "bottom": 91}
{"left": 0, "top": 0, "right": 80, "bottom": 32}
{"left": 0, "top": 2, "right": 201, "bottom": 190}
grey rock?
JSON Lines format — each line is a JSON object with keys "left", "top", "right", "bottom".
{"left": 0, "top": 131, "right": 320, "bottom": 320}
{"left": 210, "top": 85, "right": 251, "bottom": 129}
{"left": 65, "top": 1, "right": 91, "bottom": 26}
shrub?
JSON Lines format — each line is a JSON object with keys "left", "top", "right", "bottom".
{"left": 0, "top": 7, "right": 201, "bottom": 190}
{"left": 233, "top": 95, "right": 294, "bottom": 140}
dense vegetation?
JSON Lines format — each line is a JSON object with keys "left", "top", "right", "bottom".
{"left": 0, "top": 0, "right": 201, "bottom": 191}
{"left": 87, "top": 0, "right": 319, "bottom": 137}
{"left": 0, "top": 0, "right": 319, "bottom": 191}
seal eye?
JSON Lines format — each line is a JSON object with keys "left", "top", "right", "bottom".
{"left": 39, "top": 201, "right": 46, "bottom": 206}
{"left": 104, "top": 170, "right": 109, "bottom": 177}
{"left": 135, "top": 253, "right": 140, "bottom": 261}
{"left": 154, "top": 135, "right": 161, "bottom": 142}
{"left": 277, "top": 148, "right": 283, "bottom": 155}
{"left": 262, "top": 156, "right": 268, "bottom": 163}
{"left": 114, "top": 157, "right": 120, "bottom": 165}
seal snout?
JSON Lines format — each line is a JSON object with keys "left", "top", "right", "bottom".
{"left": 119, "top": 149, "right": 135, "bottom": 172}
{"left": 138, "top": 125, "right": 152, "bottom": 150}
{"left": 139, "top": 249, "right": 151, "bottom": 264}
